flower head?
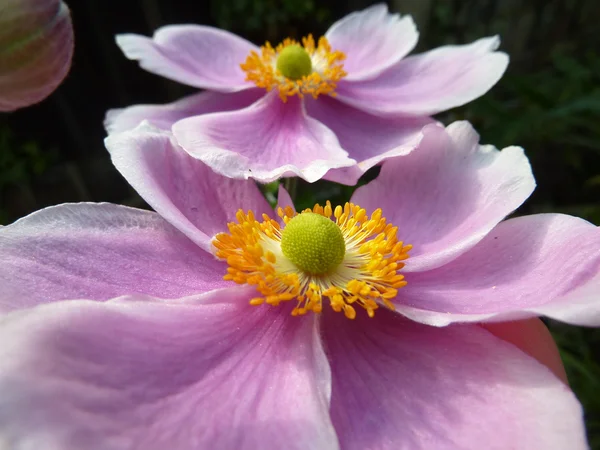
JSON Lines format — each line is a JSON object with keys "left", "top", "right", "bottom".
{"left": 0, "top": 122, "right": 597, "bottom": 448}
{"left": 107, "top": 4, "right": 508, "bottom": 185}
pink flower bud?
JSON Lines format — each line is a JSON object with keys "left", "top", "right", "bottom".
{"left": 0, "top": 0, "right": 74, "bottom": 111}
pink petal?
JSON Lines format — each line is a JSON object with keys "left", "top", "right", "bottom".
{"left": 532, "top": 273, "right": 600, "bottom": 327}
{"left": 105, "top": 124, "right": 272, "bottom": 252}
{"left": 116, "top": 25, "right": 256, "bottom": 91}
{"left": 0, "top": 289, "right": 338, "bottom": 449}
{"left": 0, "top": 0, "right": 73, "bottom": 111}
{"left": 105, "top": 89, "right": 263, "bottom": 134}
{"left": 325, "top": 3, "right": 418, "bottom": 81}
{"left": 482, "top": 319, "right": 568, "bottom": 384}
{"left": 322, "top": 309, "right": 587, "bottom": 450}
{"left": 0, "top": 203, "right": 227, "bottom": 313}
{"left": 336, "top": 36, "right": 508, "bottom": 116}
{"left": 395, "top": 214, "right": 600, "bottom": 327}
{"left": 172, "top": 92, "right": 356, "bottom": 183}
{"left": 306, "top": 96, "right": 432, "bottom": 185}
{"left": 351, "top": 121, "right": 535, "bottom": 271}
{"left": 277, "top": 184, "right": 294, "bottom": 211}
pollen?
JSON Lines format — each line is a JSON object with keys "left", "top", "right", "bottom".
{"left": 240, "top": 35, "right": 347, "bottom": 102}
{"left": 213, "top": 201, "right": 412, "bottom": 320}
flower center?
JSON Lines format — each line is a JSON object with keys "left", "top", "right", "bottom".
{"left": 280, "top": 212, "right": 345, "bottom": 275}
{"left": 276, "top": 45, "right": 312, "bottom": 80}
{"left": 240, "top": 35, "right": 347, "bottom": 102}
{"left": 213, "top": 201, "right": 411, "bottom": 319}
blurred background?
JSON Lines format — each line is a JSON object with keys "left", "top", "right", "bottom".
{"left": 1, "top": 0, "right": 599, "bottom": 445}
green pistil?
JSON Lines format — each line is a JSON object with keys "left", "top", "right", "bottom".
{"left": 280, "top": 213, "right": 345, "bottom": 276}
{"left": 276, "top": 45, "right": 312, "bottom": 80}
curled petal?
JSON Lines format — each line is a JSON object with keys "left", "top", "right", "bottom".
{"left": 396, "top": 214, "right": 600, "bottom": 327}
{"left": 352, "top": 121, "right": 535, "bottom": 271}
{"left": 105, "top": 123, "right": 272, "bottom": 252}
{"left": 0, "top": 0, "right": 74, "bottom": 111}
{"left": 336, "top": 36, "right": 508, "bottom": 116}
{"left": 323, "top": 309, "right": 587, "bottom": 450}
{"left": 0, "top": 290, "right": 338, "bottom": 449}
{"left": 116, "top": 25, "right": 256, "bottom": 91}
{"left": 325, "top": 3, "right": 418, "bottom": 81}
{"left": 306, "top": 96, "right": 431, "bottom": 185}
{"left": 105, "top": 89, "right": 264, "bottom": 134}
{"left": 172, "top": 92, "right": 356, "bottom": 183}
{"left": 0, "top": 203, "right": 227, "bottom": 312}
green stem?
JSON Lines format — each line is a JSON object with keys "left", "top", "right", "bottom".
{"left": 283, "top": 177, "right": 298, "bottom": 201}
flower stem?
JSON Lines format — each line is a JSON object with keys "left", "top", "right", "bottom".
{"left": 283, "top": 177, "right": 298, "bottom": 201}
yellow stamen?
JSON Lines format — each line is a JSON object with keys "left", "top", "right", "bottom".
{"left": 240, "top": 35, "right": 347, "bottom": 102}
{"left": 213, "top": 201, "right": 411, "bottom": 319}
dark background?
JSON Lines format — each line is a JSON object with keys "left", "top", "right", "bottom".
{"left": 1, "top": 0, "right": 599, "bottom": 445}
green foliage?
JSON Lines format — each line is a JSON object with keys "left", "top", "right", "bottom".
{"left": 446, "top": 49, "right": 600, "bottom": 224}
{"left": 260, "top": 178, "right": 359, "bottom": 211}
{"left": 0, "top": 126, "right": 55, "bottom": 186}
{"left": 0, "top": 126, "right": 56, "bottom": 223}
{"left": 211, "top": 0, "right": 330, "bottom": 36}
{"left": 456, "top": 50, "right": 600, "bottom": 154}
{"left": 551, "top": 323, "right": 600, "bottom": 449}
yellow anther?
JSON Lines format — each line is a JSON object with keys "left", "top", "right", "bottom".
{"left": 212, "top": 201, "right": 410, "bottom": 319}
{"left": 240, "top": 34, "right": 347, "bottom": 102}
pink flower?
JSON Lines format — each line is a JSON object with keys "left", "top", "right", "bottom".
{"left": 0, "top": 0, "right": 74, "bottom": 111}
{"left": 0, "top": 121, "right": 597, "bottom": 448}
{"left": 106, "top": 4, "right": 508, "bottom": 185}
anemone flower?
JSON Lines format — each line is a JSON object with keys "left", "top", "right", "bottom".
{"left": 106, "top": 4, "right": 508, "bottom": 185}
{"left": 0, "top": 0, "right": 74, "bottom": 111}
{"left": 1, "top": 121, "right": 597, "bottom": 448}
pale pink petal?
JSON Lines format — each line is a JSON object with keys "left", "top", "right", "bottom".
{"left": 325, "top": 3, "right": 418, "bottom": 81}
{"left": 351, "top": 121, "right": 535, "bottom": 271}
{"left": 482, "top": 319, "right": 568, "bottom": 384}
{"left": 395, "top": 214, "right": 600, "bottom": 327}
{"left": 336, "top": 36, "right": 508, "bottom": 116}
{"left": 306, "top": 96, "right": 432, "bottom": 185}
{"left": 531, "top": 273, "right": 600, "bottom": 327}
{"left": 277, "top": 185, "right": 294, "bottom": 211}
{"left": 105, "top": 123, "right": 272, "bottom": 252}
{"left": 105, "top": 89, "right": 263, "bottom": 134}
{"left": 322, "top": 309, "right": 587, "bottom": 450}
{"left": 116, "top": 25, "right": 256, "bottom": 91}
{"left": 0, "top": 203, "right": 227, "bottom": 313}
{"left": 0, "top": 289, "right": 338, "bottom": 449}
{"left": 172, "top": 92, "right": 356, "bottom": 183}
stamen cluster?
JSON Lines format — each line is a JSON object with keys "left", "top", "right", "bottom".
{"left": 213, "top": 201, "right": 411, "bottom": 319}
{"left": 240, "top": 35, "right": 347, "bottom": 102}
